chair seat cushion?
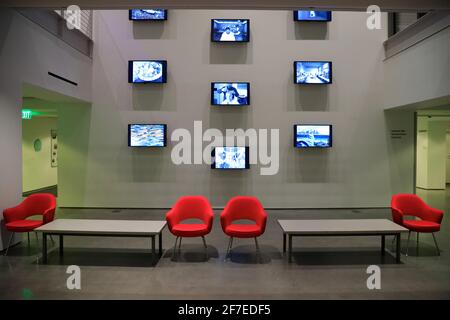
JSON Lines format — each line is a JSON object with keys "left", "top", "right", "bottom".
{"left": 225, "top": 224, "right": 262, "bottom": 238}
{"left": 171, "top": 223, "right": 210, "bottom": 237}
{"left": 6, "top": 220, "right": 43, "bottom": 232}
{"left": 403, "top": 220, "right": 440, "bottom": 232}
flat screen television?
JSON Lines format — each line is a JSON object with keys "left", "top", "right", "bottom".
{"left": 294, "top": 61, "right": 332, "bottom": 84}
{"left": 211, "top": 19, "right": 250, "bottom": 42}
{"left": 211, "top": 82, "right": 250, "bottom": 105}
{"left": 128, "top": 60, "right": 167, "bottom": 83}
{"left": 293, "top": 124, "right": 332, "bottom": 148}
{"left": 129, "top": 9, "right": 167, "bottom": 21}
{"left": 293, "top": 10, "right": 332, "bottom": 21}
{"left": 211, "top": 146, "right": 250, "bottom": 169}
{"left": 128, "top": 124, "right": 167, "bottom": 147}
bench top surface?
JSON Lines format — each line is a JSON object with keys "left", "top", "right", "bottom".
{"left": 35, "top": 219, "right": 167, "bottom": 235}
{"left": 277, "top": 219, "right": 408, "bottom": 234}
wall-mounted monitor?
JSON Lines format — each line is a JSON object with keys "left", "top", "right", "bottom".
{"left": 211, "top": 146, "right": 250, "bottom": 169}
{"left": 211, "top": 19, "right": 250, "bottom": 42}
{"left": 293, "top": 10, "right": 332, "bottom": 21}
{"left": 128, "top": 124, "right": 167, "bottom": 147}
{"left": 211, "top": 82, "right": 250, "bottom": 106}
{"left": 128, "top": 60, "right": 167, "bottom": 83}
{"left": 129, "top": 9, "right": 167, "bottom": 21}
{"left": 294, "top": 61, "right": 332, "bottom": 84}
{"left": 294, "top": 125, "right": 332, "bottom": 148}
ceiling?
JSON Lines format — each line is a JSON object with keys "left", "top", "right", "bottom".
{"left": 1, "top": 0, "right": 450, "bottom": 11}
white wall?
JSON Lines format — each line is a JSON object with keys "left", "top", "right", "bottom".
{"left": 447, "top": 131, "right": 450, "bottom": 183}
{"left": 22, "top": 117, "right": 58, "bottom": 192}
{"left": 66, "top": 10, "right": 397, "bottom": 209}
{"left": 0, "top": 9, "right": 91, "bottom": 250}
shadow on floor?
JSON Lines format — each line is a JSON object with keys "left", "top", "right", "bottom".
{"left": 227, "top": 245, "right": 281, "bottom": 264}
{"left": 289, "top": 249, "right": 399, "bottom": 265}
{"left": 167, "top": 244, "right": 219, "bottom": 263}
{"left": 39, "top": 248, "right": 161, "bottom": 267}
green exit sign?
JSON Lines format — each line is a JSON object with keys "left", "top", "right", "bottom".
{"left": 22, "top": 109, "right": 33, "bottom": 119}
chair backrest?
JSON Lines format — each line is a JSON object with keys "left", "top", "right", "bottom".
{"left": 24, "top": 193, "right": 57, "bottom": 223}
{"left": 172, "top": 195, "right": 213, "bottom": 222}
{"left": 391, "top": 193, "right": 440, "bottom": 223}
{"left": 222, "top": 196, "right": 267, "bottom": 227}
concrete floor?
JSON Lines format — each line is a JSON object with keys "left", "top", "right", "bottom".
{"left": 1, "top": 188, "right": 449, "bottom": 299}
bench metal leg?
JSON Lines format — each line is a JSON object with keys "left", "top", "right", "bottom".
{"left": 59, "top": 235, "right": 64, "bottom": 257}
{"left": 283, "top": 233, "right": 286, "bottom": 253}
{"left": 159, "top": 233, "right": 163, "bottom": 257}
{"left": 151, "top": 235, "right": 156, "bottom": 263}
{"left": 288, "top": 234, "right": 293, "bottom": 263}
{"left": 42, "top": 233, "right": 47, "bottom": 264}
{"left": 396, "top": 233, "right": 401, "bottom": 263}
{"left": 381, "top": 235, "right": 385, "bottom": 256}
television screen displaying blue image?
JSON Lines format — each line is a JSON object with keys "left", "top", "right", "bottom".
{"left": 128, "top": 124, "right": 167, "bottom": 147}
{"left": 212, "top": 147, "right": 250, "bottom": 169}
{"left": 128, "top": 60, "right": 167, "bottom": 83}
{"left": 294, "top": 10, "right": 332, "bottom": 21}
{"left": 129, "top": 9, "right": 167, "bottom": 20}
{"left": 211, "top": 82, "right": 250, "bottom": 105}
{"left": 294, "top": 61, "right": 332, "bottom": 84}
{"left": 211, "top": 19, "right": 250, "bottom": 42}
{"left": 294, "top": 125, "right": 332, "bottom": 148}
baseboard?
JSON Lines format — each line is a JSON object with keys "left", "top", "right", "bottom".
{"left": 22, "top": 185, "right": 57, "bottom": 197}
{"left": 58, "top": 206, "right": 390, "bottom": 211}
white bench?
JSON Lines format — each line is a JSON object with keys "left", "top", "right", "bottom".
{"left": 35, "top": 219, "right": 167, "bottom": 264}
{"left": 278, "top": 219, "right": 409, "bottom": 263}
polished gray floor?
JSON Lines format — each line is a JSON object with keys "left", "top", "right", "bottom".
{"left": 1, "top": 188, "right": 449, "bottom": 299}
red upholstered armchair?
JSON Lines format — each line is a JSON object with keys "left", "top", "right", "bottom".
{"left": 3, "top": 193, "right": 56, "bottom": 255}
{"left": 166, "top": 196, "right": 214, "bottom": 258}
{"left": 220, "top": 196, "right": 267, "bottom": 262}
{"left": 391, "top": 194, "right": 444, "bottom": 256}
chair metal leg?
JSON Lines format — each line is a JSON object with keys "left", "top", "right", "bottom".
{"left": 35, "top": 232, "right": 39, "bottom": 245}
{"left": 406, "top": 231, "right": 412, "bottom": 257}
{"left": 172, "top": 236, "right": 179, "bottom": 260}
{"left": 226, "top": 237, "right": 233, "bottom": 260}
{"left": 201, "top": 236, "right": 207, "bottom": 249}
{"left": 50, "top": 235, "right": 55, "bottom": 244}
{"left": 178, "top": 237, "right": 182, "bottom": 251}
{"left": 431, "top": 233, "right": 441, "bottom": 256}
{"left": 254, "top": 237, "right": 261, "bottom": 263}
{"left": 27, "top": 232, "right": 30, "bottom": 246}
{"left": 416, "top": 232, "right": 420, "bottom": 255}
{"left": 4, "top": 233, "right": 14, "bottom": 256}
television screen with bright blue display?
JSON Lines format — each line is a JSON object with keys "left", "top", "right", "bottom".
{"left": 129, "top": 9, "right": 167, "bottom": 20}
{"left": 128, "top": 124, "right": 167, "bottom": 147}
{"left": 294, "top": 61, "right": 332, "bottom": 84}
{"left": 211, "top": 82, "right": 250, "bottom": 105}
{"left": 211, "top": 19, "right": 249, "bottom": 42}
{"left": 294, "top": 125, "right": 332, "bottom": 148}
{"left": 212, "top": 147, "right": 250, "bottom": 169}
{"left": 128, "top": 60, "right": 167, "bottom": 83}
{"left": 294, "top": 10, "right": 332, "bottom": 21}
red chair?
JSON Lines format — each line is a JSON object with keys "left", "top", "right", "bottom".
{"left": 391, "top": 194, "right": 444, "bottom": 256}
{"left": 166, "top": 196, "right": 214, "bottom": 258}
{"left": 3, "top": 193, "right": 56, "bottom": 255}
{"left": 220, "top": 196, "right": 267, "bottom": 262}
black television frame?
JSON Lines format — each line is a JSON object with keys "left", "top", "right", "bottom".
{"left": 128, "top": 9, "right": 168, "bottom": 21}
{"left": 293, "top": 124, "right": 333, "bottom": 148}
{"left": 210, "top": 82, "right": 251, "bottom": 106}
{"left": 210, "top": 19, "right": 250, "bottom": 43}
{"left": 128, "top": 60, "right": 167, "bottom": 84}
{"left": 293, "top": 10, "right": 332, "bottom": 22}
{"left": 211, "top": 146, "right": 250, "bottom": 170}
{"left": 128, "top": 124, "right": 168, "bottom": 148}
{"left": 293, "top": 60, "right": 333, "bottom": 85}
